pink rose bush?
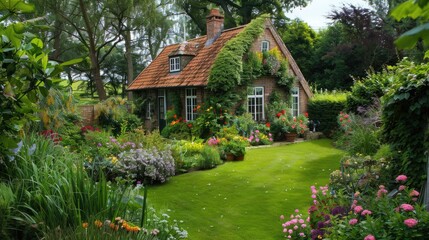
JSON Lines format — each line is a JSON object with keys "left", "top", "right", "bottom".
{"left": 281, "top": 174, "right": 429, "bottom": 239}
{"left": 280, "top": 209, "right": 310, "bottom": 239}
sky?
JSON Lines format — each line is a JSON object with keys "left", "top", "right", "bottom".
{"left": 287, "top": 0, "right": 372, "bottom": 30}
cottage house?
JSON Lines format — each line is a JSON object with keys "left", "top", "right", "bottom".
{"left": 128, "top": 9, "right": 312, "bottom": 131}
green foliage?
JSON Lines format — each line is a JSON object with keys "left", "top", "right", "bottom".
{"left": 0, "top": 183, "right": 14, "bottom": 240}
{"left": 2, "top": 135, "right": 137, "bottom": 239}
{"left": 207, "top": 14, "right": 268, "bottom": 92}
{"left": 307, "top": 92, "right": 347, "bottom": 136}
{"left": 95, "top": 97, "right": 142, "bottom": 136}
{"left": 279, "top": 19, "right": 317, "bottom": 78}
{"left": 0, "top": 2, "right": 74, "bottom": 161}
{"left": 391, "top": 0, "right": 429, "bottom": 57}
{"left": 382, "top": 60, "right": 429, "bottom": 188}
{"left": 199, "top": 146, "right": 222, "bottom": 170}
{"left": 38, "top": 87, "right": 81, "bottom": 131}
{"left": 346, "top": 71, "right": 392, "bottom": 113}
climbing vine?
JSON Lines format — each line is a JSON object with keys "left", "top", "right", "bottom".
{"left": 382, "top": 59, "right": 429, "bottom": 189}
{"left": 207, "top": 14, "right": 268, "bottom": 93}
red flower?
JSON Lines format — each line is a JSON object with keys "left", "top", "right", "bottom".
{"left": 266, "top": 122, "right": 271, "bottom": 128}
{"left": 173, "top": 114, "right": 177, "bottom": 119}
{"left": 187, "top": 123, "right": 193, "bottom": 128}
{"left": 281, "top": 109, "right": 286, "bottom": 115}
{"left": 276, "top": 113, "right": 282, "bottom": 118}
{"left": 305, "top": 112, "right": 308, "bottom": 118}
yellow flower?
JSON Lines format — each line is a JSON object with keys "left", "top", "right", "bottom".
{"left": 111, "top": 156, "right": 118, "bottom": 164}
{"left": 94, "top": 220, "right": 103, "bottom": 228}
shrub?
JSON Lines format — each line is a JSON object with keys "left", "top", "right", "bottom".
{"left": 307, "top": 92, "right": 347, "bottom": 136}
{"left": 381, "top": 60, "right": 429, "bottom": 188}
{"left": 248, "top": 130, "right": 273, "bottom": 146}
{"left": 117, "top": 148, "right": 175, "bottom": 183}
{"left": 282, "top": 173, "right": 429, "bottom": 240}
{"left": 335, "top": 107, "right": 381, "bottom": 156}
{"left": 346, "top": 71, "right": 391, "bottom": 113}
{"left": 94, "top": 97, "right": 141, "bottom": 136}
{"left": 199, "top": 146, "right": 222, "bottom": 170}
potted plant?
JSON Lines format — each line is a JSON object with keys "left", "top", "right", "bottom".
{"left": 273, "top": 110, "right": 309, "bottom": 142}
{"left": 219, "top": 136, "right": 248, "bottom": 160}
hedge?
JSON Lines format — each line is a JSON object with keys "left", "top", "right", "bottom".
{"left": 308, "top": 93, "right": 347, "bottom": 136}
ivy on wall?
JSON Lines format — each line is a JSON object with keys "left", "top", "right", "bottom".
{"left": 207, "top": 14, "right": 268, "bottom": 93}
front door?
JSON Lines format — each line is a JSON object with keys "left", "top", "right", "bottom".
{"left": 158, "top": 89, "right": 166, "bottom": 131}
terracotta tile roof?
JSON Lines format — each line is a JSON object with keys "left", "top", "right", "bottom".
{"left": 128, "top": 27, "right": 244, "bottom": 90}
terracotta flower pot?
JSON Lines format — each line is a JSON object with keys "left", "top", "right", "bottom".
{"left": 225, "top": 153, "right": 235, "bottom": 161}
{"left": 285, "top": 133, "right": 297, "bottom": 142}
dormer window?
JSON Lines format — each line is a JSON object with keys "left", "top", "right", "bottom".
{"left": 170, "top": 57, "right": 180, "bottom": 72}
{"left": 261, "top": 41, "right": 270, "bottom": 52}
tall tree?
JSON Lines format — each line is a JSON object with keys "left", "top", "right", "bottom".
{"left": 278, "top": 19, "right": 317, "bottom": 80}
{"left": 176, "top": 0, "right": 310, "bottom": 33}
{"left": 307, "top": 5, "right": 397, "bottom": 90}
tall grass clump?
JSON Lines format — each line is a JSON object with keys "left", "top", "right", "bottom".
{"left": 3, "top": 135, "right": 137, "bottom": 238}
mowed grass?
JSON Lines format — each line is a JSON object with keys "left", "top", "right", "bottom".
{"left": 148, "top": 139, "right": 343, "bottom": 239}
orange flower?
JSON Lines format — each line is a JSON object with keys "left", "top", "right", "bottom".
{"left": 94, "top": 220, "right": 103, "bottom": 228}
{"left": 82, "top": 222, "right": 89, "bottom": 229}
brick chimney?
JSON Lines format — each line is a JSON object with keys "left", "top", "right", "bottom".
{"left": 205, "top": 9, "right": 224, "bottom": 46}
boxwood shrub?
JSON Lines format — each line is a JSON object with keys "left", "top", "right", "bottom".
{"left": 308, "top": 92, "right": 347, "bottom": 136}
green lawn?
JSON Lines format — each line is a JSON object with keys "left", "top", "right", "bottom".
{"left": 148, "top": 139, "right": 343, "bottom": 239}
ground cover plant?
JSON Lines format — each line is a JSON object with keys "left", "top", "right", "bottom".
{"left": 147, "top": 139, "right": 343, "bottom": 239}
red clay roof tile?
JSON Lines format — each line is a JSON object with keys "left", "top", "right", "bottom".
{"left": 128, "top": 27, "right": 244, "bottom": 90}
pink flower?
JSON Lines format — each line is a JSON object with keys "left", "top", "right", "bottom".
{"left": 299, "top": 219, "right": 304, "bottom": 224}
{"left": 288, "top": 229, "right": 293, "bottom": 234}
{"left": 311, "top": 194, "right": 317, "bottom": 199}
{"left": 283, "top": 228, "right": 288, "bottom": 233}
{"left": 354, "top": 192, "right": 360, "bottom": 197}
{"left": 396, "top": 175, "right": 407, "bottom": 183}
{"left": 410, "top": 190, "right": 420, "bottom": 197}
{"left": 295, "top": 209, "right": 299, "bottom": 213}
{"left": 354, "top": 206, "right": 363, "bottom": 214}
{"left": 361, "top": 210, "right": 372, "bottom": 216}
{"left": 377, "top": 188, "right": 388, "bottom": 198}
{"left": 400, "top": 203, "right": 414, "bottom": 212}
{"left": 404, "top": 218, "right": 418, "bottom": 228}
{"left": 349, "top": 218, "right": 358, "bottom": 225}
{"left": 398, "top": 185, "right": 406, "bottom": 191}
{"left": 299, "top": 232, "right": 305, "bottom": 237}
{"left": 301, "top": 224, "right": 307, "bottom": 228}
{"left": 280, "top": 215, "right": 285, "bottom": 220}
{"left": 364, "top": 234, "right": 376, "bottom": 240}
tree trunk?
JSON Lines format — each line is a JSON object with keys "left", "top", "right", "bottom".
{"left": 79, "top": 0, "right": 107, "bottom": 100}
{"left": 51, "top": 19, "right": 64, "bottom": 61}
{"left": 124, "top": 26, "right": 133, "bottom": 100}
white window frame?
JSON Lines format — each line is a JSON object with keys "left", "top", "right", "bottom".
{"left": 185, "top": 88, "right": 197, "bottom": 121}
{"left": 247, "top": 87, "right": 265, "bottom": 121}
{"left": 145, "top": 101, "right": 153, "bottom": 119}
{"left": 169, "top": 57, "right": 180, "bottom": 72}
{"left": 261, "top": 40, "right": 270, "bottom": 52}
{"left": 291, "top": 87, "right": 300, "bottom": 117}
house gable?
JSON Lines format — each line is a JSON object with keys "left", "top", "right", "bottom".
{"left": 250, "top": 20, "right": 313, "bottom": 99}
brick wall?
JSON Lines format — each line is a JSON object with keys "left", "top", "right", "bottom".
{"left": 79, "top": 105, "right": 96, "bottom": 126}
{"left": 250, "top": 28, "right": 279, "bottom": 55}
